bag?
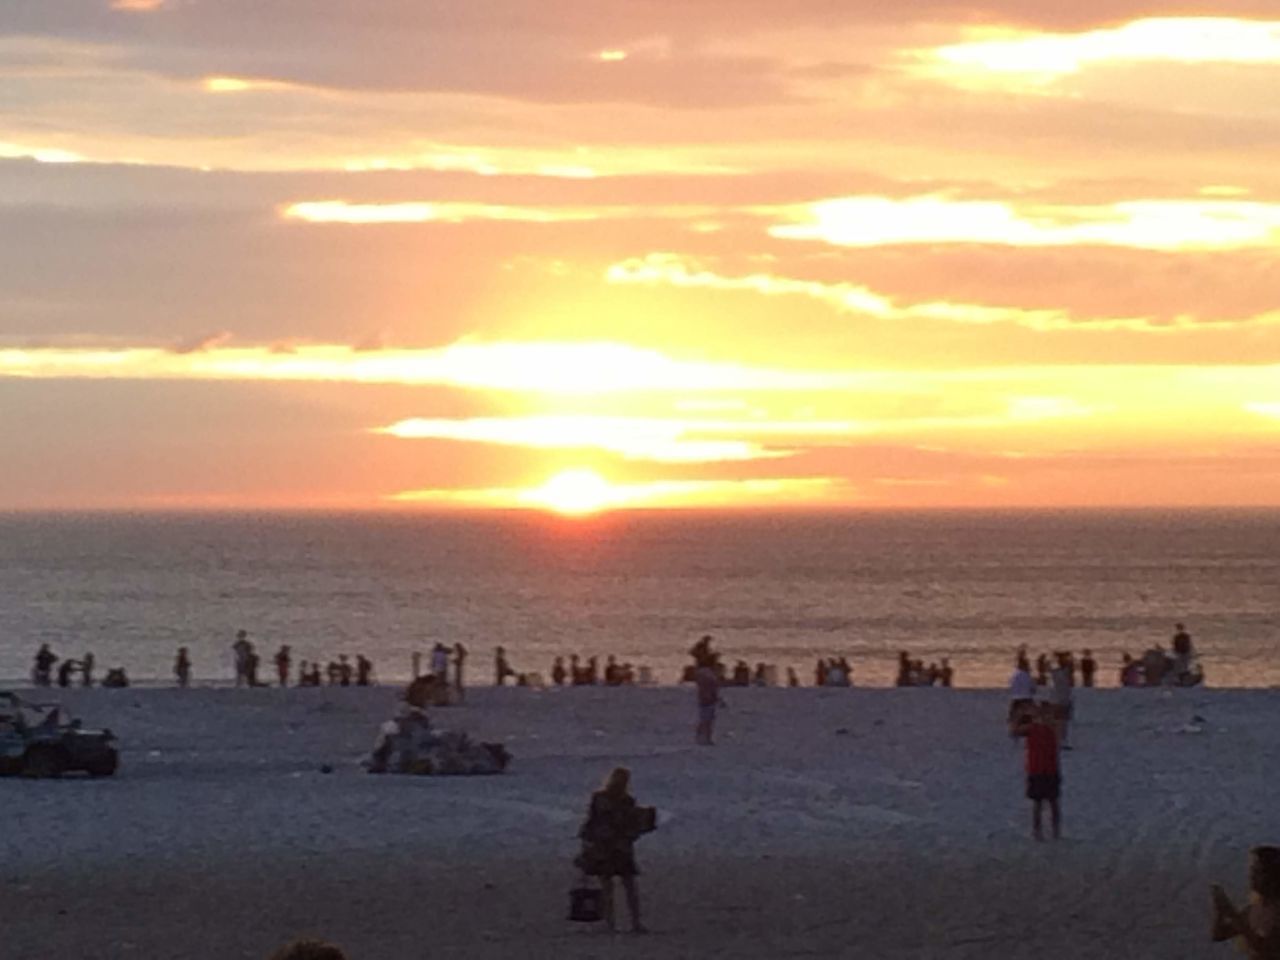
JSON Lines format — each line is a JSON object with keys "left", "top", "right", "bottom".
{"left": 568, "top": 878, "right": 603, "bottom": 923}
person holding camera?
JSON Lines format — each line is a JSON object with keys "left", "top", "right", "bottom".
{"left": 575, "top": 767, "right": 655, "bottom": 933}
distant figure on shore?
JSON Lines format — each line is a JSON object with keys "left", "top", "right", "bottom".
{"left": 81, "top": 651, "right": 95, "bottom": 688}
{"left": 1020, "top": 702, "right": 1062, "bottom": 841}
{"left": 103, "top": 666, "right": 130, "bottom": 689}
{"left": 1008, "top": 653, "right": 1036, "bottom": 730}
{"left": 411, "top": 651, "right": 422, "bottom": 680}
{"left": 175, "top": 647, "right": 192, "bottom": 687}
{"left": 431, "top": 642, "right": 449, "bottom": 678}
{"left": 575, "top": 767, "right": 655, "bottom": 934}
{"left": 787, "top": 666, "right": 799, "bottom": 687}
{"left": 453, "top": 642, "right": 467, "bottom": 699}
{"left": 275, "top": 645, "right": 292, "bottom": 687}
{"left": 1049, "top": 653, "right": 1074, "bottom": 749}
{"left": 232, "top": 630, "right": 252, "bottom": 687}
{"left": 1034, "top": 653, "right": 1050, "bottom": 687}
{"left": 552, "top": 656, "right": 567, "bottom": 686}
{"left": 33, "top": 644, "right": 58, "bottom": 687}
{"left": 694, "top": 653, "right": 721, "bottom": 746}
{"left": 356, "top": 654, "right": 373, "bottom": 686}
{"left": 494, "top": 646, "right": 513, "bottom": 686}
{"left": 57, "top": 658, "right": 80, "bottom": 688}
{"left": 1120, "top": 652, "right": 1140, "bottom": 687}
{"left": 268, "top": 940, "right": 348, "bottom": 960}
{"left": 1212, "top": 846, "right": 1280, "bottom": 958}
{"left": 246, "top": 646, "right": 262, "bottom": 687}
{"left": 895, "top": 651, "right": 910, "bottom": 687}
{"left": 338, "top": 654, "right": 353, "bottom": 687}
{"left": 1080, "top": 649, "right": 1097, "bottom": 688}
{"left": 939, "top": 658, "right": 954, "bottom": 688}
{"left": 731, "top": 660, "right": 751, "bottom": 687}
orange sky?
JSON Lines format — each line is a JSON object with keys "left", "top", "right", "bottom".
{"left": 1, "top": 2, "right": 1278, "bottom": 511}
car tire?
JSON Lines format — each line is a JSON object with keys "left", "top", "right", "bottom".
{"left": 23, "top": 746, "right": 67, "bottom": 778}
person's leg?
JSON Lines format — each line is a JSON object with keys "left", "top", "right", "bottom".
{"left": 601, "top": 876, "right": 616, "bottom": 931}
{"left": 621, "top": 876, "right": 644, "bottom": 932}
{"left": 1049, "top": 798, "right": 1061, "bottom": 839}
{"left": 1032, "top": 798, "right": 1043, "bottom": 840}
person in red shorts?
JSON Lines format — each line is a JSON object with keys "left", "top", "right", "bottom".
{"left": 1022, "top": 701, "right": 1061, "bottom": 841}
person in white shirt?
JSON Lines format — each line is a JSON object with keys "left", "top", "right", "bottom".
{"left": 1008, "top": 652, "right": 1037, "bottom": 732}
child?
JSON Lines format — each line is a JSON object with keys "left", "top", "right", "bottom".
{"left": 1212, "top": 846, "right": 1280, "bottom": 958}
{"left": 1022, "top": 701, "right": 1061, "bottom": 841}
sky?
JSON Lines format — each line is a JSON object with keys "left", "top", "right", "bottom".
{"left": 2, "top": 1, "right": 1279, "bottom": 512}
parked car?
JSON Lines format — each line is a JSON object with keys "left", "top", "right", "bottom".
{"left": 0, "top": 692, "right": 119, "bottom": 777}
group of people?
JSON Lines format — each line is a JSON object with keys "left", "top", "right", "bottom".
{"left": 894, "top": 653, "right": 954, "bottom": 688}
{"left": 227, "top": 631, "right": 377, "bottom": 689}
{"left": 548, "top": 653, "right": 649, "bottom": 687}
{"left": 1120, "top": 623, "right": 1204, "bottom": 687}
{"left": 30, "top": 643, "right": 129, "bottom": 689}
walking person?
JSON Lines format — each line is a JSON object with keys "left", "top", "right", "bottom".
{"left": 575, "top": 767, "right": 655, "bottom": 934}
{"left": 174, "top": 647, "right": 192, "bottom": 688}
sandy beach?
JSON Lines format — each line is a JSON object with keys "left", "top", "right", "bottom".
{"left": 2, "top": 683, "right": 1274, "bottom": 959}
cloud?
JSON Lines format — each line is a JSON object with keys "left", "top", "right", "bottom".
{"left": 605, "top": 252, "right": 1280, "bottom": 331}
{"left": 769, "top": 195, "right": 1280, "bottom": 251}
{"left": 924, "top": 18, "right": 1280, "bottom": 83}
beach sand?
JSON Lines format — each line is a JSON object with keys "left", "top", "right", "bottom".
{"left": 2, "top": 683, "right": 1273, "bottom": 959}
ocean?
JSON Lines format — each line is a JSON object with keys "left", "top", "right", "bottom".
{"left": 0, "top": 508, "right": 1277, "bottom": 688}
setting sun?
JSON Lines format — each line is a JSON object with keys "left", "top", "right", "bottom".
{"left": 522, "top": 469, "right": 616, "bottom": 516}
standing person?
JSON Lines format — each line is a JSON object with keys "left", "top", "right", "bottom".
{"left": 33, "top": 644, "right": 58, "bottom": 687}
{"left": 430, "top": 642, "right": 449, "bottom": 678}
{"left": 81, "top": 651, "right": 95, "bottom": 688}
{"left": 1212, "top": 846, "right": 1280, "bottom": 958}
{"left": 939, "top": 658, "right": 954, "bottom": 688}
{"left": 1021, "top": 702, "right": 1062, "bottom": 841}
{"left": 494, "top": 646, "right": 511, "bottom": 686}
{"left": 174, "top": 647, "right": 192, "bottom": 688}
{"left": 275, "top": 645, "right": 292, "bottom": 688}
{"left": 694, "top": 654, "right": 721, "bottom": 746}
{"left": 575, "top": 767, "right": 654, "bottom": 934}
{"left": 1080, "top": 649, "right": 1097, "bottom": 688}
{"left": 246, "top": 645, "right": 262, "bottom": 687}
{"left": 57, "top": 658, "right": 79, "bottom": 688}
{"left": 787, "top": 666, "right": 799, "bottom": 687}
{"left": 231, "top": 630, "right": 252, "bottom": 687}
{"left": 356, "top": 654, "right": 373, "bottom": 686}
{"left": 1049, "top": 653, "right": 1074, "bottom": 749}
{"left": 1034, "top": 652, "right": 1049, "bottom": 687}
{"left": 452, "top": 642, "right": 468, "bottom": 700}
{"left": 1171, "top": 622, "right": 1195, "bottom": 680}
{"left": 1008, "top": 653, "right": 1037, "bottom": 731}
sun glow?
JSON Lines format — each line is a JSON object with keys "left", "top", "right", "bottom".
{"left": 521, "top": 469, "right": 616, "bottom": 516}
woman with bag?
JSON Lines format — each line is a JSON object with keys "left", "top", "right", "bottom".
{"left": 574, "top": 766, "right": 655, "bottom": 933}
